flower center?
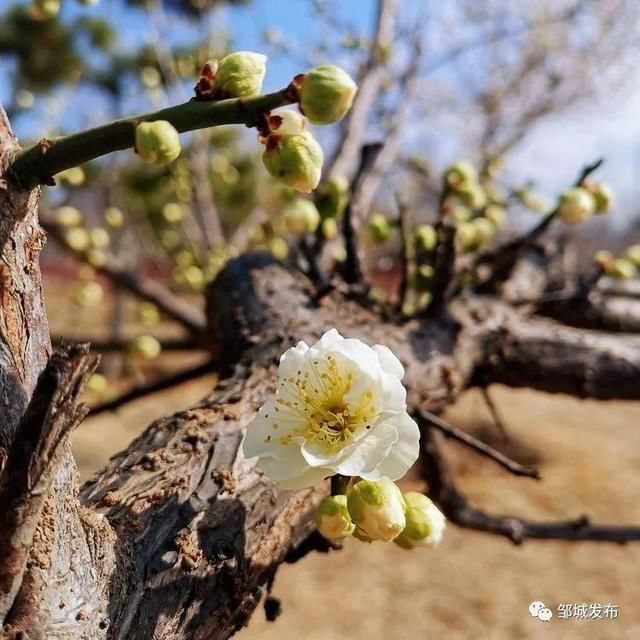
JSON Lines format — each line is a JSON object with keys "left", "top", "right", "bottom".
{"left": 273, "top": 354, "right": 377, "bottom": 453}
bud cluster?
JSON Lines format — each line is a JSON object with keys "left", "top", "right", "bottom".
{"left": 557, "top": 181, "right": 612, "bottom": 226}
{"left": 594, "top": 244, "right": 640, "bottom": 280}
{"left": 314, "top": 477, "right": 446, "bottom": 551}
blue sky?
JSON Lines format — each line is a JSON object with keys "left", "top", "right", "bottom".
{"left": 2, "top": 0, "right": 640, "bottom": 229}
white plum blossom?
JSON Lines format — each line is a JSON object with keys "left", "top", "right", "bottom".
{"left": 242, "top": 329, "right": 420, "bottom": 489}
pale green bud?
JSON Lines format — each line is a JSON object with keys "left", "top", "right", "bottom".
{"left": 140, "top": 66, "right": 161, "bottom": 89}
{"left": 129, "top": 335, "right": 162, "bottom": 360}
{"left": 347, "top": 478, "right": 406, "bottom": 542}
{"left": 33, "top": 0, "right": 60, "bottom": 19}
{"left": 414, "top": 264, "right": 434, "bottom": 291}
{"left": 470, "top": 217, "right": 496, "bottom": 247}
{"left": 484, "top": 204, "right": 506, "bottom": 228}
{"left": 299, "top": 65, "right": 357, "bottom": 125}
{"left": 367, "top": 213, "right": 392, "bottom": 243}
{"left": 65, "top": 227, "right": 91, "bottom": 252}
{"left": 56, "top": 206, "right": 83, "bottom": 228}
{"left": 623, "top": 244, "right": 640, "bottom": 267}
{"left": 321, "top": 217, "right": 338, "bottom": 240}
{"left": 394, "top": 492, "right": 446, "bottom": 549}
{"left": 86, "top": 373, "right": 108, "bottom": 394}
{"left": 183, "top": 265, "right": 206, "bottom": 292}
{"left": 213, "top": 51, "right": 267, "bottom": 98}
{"left": 263, "top": 132, "right": 324, "bottom": 193}
{"left": 86, "top": 249, "right": 106, "bottom": 267}
{"left": 594, "top": 250, "right": 614, "bottom": 270}
{"left": 451, "top": 205, "right": 471, "bottom": 223}
{"left": 315, "top": 495, "right": 355, "bottom": 540}
{"left": 317, "top": 175, "right": 349, "bottom": 219}
{"left": 137, "top": 302, "right": 161, "bottom": 327}
{"left": 445, "top": 161, "right": 477, "bottom": 190}
{"left": 458, "top": 183, "right": 487, "bottom": 210}
{"left": 73, "top": 281, "right": 103, "bottom": 308}
{"left": 135, "top": 120, "right": 181, "bottom": 167}
{"left": 90, "top": 227, "right": 110, "bottom": 249}
{"left": 266, "top": 110, "right": 308, "bottom": 137}
{"left": 162, "top": 202, "right": 186, "bottom": 224}
{"left": 605, "top": 258, "right": 636, "bottom": 280}
{"left": 104, "top": 207, "right": 124, "bottom": 229}
{"left": 413, "top": 224, "right": 437, "bottom": 253}
{"left": 557, "top": 187, "right": 595, "bottom": 225}
{"left": 15, "top": 90, "right": 34, "bottom": 110}
{"left": 588, "top": 182, "right": 613, "bottom": 214}
{"left": 456, "top": 221, "right": 477, "bottom": 252}
{"left": 268, "top": 236, "right": 289, "bottom": 260}
{"left": 58, "top": 166, "right": 85, "bottom": 187}
{"left": 282, "top": 199, "right": 320, "bottom": 235}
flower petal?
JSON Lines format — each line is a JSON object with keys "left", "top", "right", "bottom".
{"left": 259, "top": 450, "right": 332, "bottom": 489}
{"left": 278, "top": 340, "right": 309, "bottom": 379}
{"left": 334, "top": 422, "right": 398, "bottom": 476}
{"left": 362, "top": 412, "right": 420, "bottom": 481}
{"left": 373, "top": 344, "right": 404, "bottom": 379}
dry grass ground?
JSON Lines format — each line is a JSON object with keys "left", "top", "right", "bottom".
{"left": 45, "top": 278, "right": 640, "bottom": 640}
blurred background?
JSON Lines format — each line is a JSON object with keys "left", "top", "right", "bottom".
{"left": 2, "top": 0, "right": 640, "bottom": 637}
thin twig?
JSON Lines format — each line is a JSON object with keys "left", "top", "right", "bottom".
{"left": 480, "top": 386, "right": 509, "bottom": 441}
{"left": 88, "top": 359, "right": 215, "bottom": 417}
{"left": 396, "top": 194, "right": 411, "bottom": 313}
{"left": 420, "top": 427, "right": 640, "bottom": 544}
{"left": 51, "top": 336, "right": 200, "bottom": 353}
{"left": 416, "top": 409, "right": 538, "bottom": 479}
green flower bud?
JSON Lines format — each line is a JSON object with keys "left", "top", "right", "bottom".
{"left": 317, "top": 175, "right": 349, "bottom": 219}
{"left": 104, "top": 207, "right": 124, "bottom": 229}
{"left": 586, "top": 182, "right": 613, "bottom": 214}
{"left": 282, "top": 199, "right": 320, "bottom": 235}
{"left": 414, "top": 224, "right": 437, "bottom": 253}
{"left": 367, "top": 213, "right": 392, "bottom": 243}
{"left": 56, "top": 206, "right": 83, "bottom": 228}
{"left": 33, "top": 0, "right": 60, "bottom": 19}
{"left": 86, "top": 249, "right": 106, "bottom": 267}
{"left": 58, "top": 166, "right": 85, "bottom": 187}
{"left": 594, "top": 250, "right": 614, "bottom": 270}
{"left": 73, "top": 281, "right": 103, "bottom": 308}
{"left": 299, "top": 65, "right": 357, "bottom": 125}
{"left": 458, "top": 183, "right": 487, "bottom": 210}
{"left": 268, "top": 236, "right": 289, "bottom": 260}
{"left": 557, "top": 187, "right": 595, "bottom": 225}
{"left": 16, "top": 90, "right": 34, "bottom": 110}
{"left": 137, "top": 302, "right": 161, "bottom": 327}
{"left": 623, "top": 244, "right": 640, "bottom": 267}
{"left": 128, "top": 335, "right": 162, "bottom": 360}
{"left": 394, "top": 492, "right": 446, "bottom": 550}
{"left": 212, "top": 51, "right": 267, "bottom": 98}
{"left": 470, "top": 217, "right": 496, "bottom": 248}
{"left": 413, "top": 264, "right": 435, "bottom": 291}
{"left": 140, "top": 66, "right": 161, "bottom": 89}
{"left": 484, "top": 204, "right": 506, "bottom": 228}
{"left": 347, "top": 478, "right": 406, "bottom": 543}
{"left": 65, "top": 227, "right": 91, "bottom": 252}
{"left": 266, "top": 110, "right": 307, "bottom": 137}
{"left": 162, "top": 202, "right": 186, "bottom": 224}
{"left": 605, "top": 258, "right": 636, "bottom": 281}
{"left": 183, "top": 265, "right": 206, "bottom": 292}
{"left": 135, "top": 120, "right": 181, "bottom": 167}
{"left": 451, "top": 205, "right": 471, "bottom": 223}
{"left": 445, "top": 161, "right": 477, "bottom": 190}
{"left": 456, "top": 221, "right": 477, "bottom": 252}
{"left": 321, "top": 217, "right": 338, "bottom": 240}
{"left": 90, "top": 227, "right": 110, "bottom": 249}
{"left": 86, "top": 373, "right": 108, "bottom": 394}
{"left": 315, "top": 495, "right": 355, "bottom": 540}
{"left": 263, "top": 132, "right": 324, "bottom": 193}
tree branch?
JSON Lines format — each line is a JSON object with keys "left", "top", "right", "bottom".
{"left": 415, "top": 409, "right": 539, "bottom": 479}
{"left": 88, "top": 358, "right": 215, "bottom": 416}
{"left": 421, "top": 427, "right": 640, "bottom": 544}
{"left": 8, "top": 90, "right": 294, "bottom": 189}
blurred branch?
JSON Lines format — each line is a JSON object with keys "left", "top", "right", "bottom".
{"left": 327, "top": 0, "right": 398, "bottom": 180}
{"left": 88, "top": 358, "right": 215, "bottom": 417}
{"left": 39, "top": 209, "right": 207, "bottom": 336}
{"left": 52, "top": 335, "right": 200, "bottom": 353}
{"left": 9, "top": 89, "right": 295, "bottom": 188}
{"left": 421, "top": 427, "right": 640, "bottom": 544}
{"left": 415, "top": 409, "right": 538, "bottom": 479}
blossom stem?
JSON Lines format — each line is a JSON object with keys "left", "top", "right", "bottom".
{"left": 8, "top": 89, "right": 294, "bottom": 189}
